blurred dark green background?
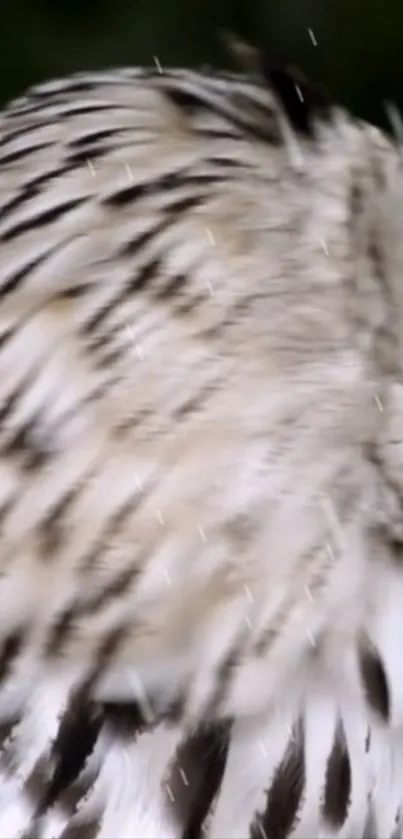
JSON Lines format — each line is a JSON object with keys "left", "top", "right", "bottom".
{"left": 0, "top": 0, "right": 402, "bottom": 130}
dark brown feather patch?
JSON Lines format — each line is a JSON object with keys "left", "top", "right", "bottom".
{"left": 260, "top": 60, "right": 331, "bottom": 137}
{"left": 219, "top": 30, "right": 331, "bottom": 138}
{"left": 36, "top": 691, "right": 103, "bottom": 817}
{"left": 250, "top": 718, "right": 305, "bottom": 839}
{"left": 359, "top": 642, "right": 390, "bottom": 722}
{"left": 166, "top": 720, "right": 231, "bottom": 839}
{"left": 322, "top": 719, "right": 351, "bottom": 828}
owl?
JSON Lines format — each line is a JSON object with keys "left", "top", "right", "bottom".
{"left": 0, "top": 38, "right": 402, "bottom": 839}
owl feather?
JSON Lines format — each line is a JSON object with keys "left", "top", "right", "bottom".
{"left": 0, "top": 48, "right": 402, "bottom": 838}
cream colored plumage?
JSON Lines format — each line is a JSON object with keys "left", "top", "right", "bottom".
{"left": 0, "top": 57, "right": 402, "bottom": 838}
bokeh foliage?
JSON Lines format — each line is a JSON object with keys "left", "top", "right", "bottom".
{"left": 0, "top": 0, "right": 402, "bottom": 130}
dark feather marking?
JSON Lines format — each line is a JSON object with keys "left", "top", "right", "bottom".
{"left": 359, "top": 642, "right": 390, "bottom": 722}
{"left": 4, "top": 98, "right": 69, "bottom": 120}
{"left": 349, "top": 182, "right": 364, "bottom": 217}
{"left": 163, "top": 88, "right": 211, "bottom": 116}
{"left": 65, "top": 146, "right": 111, "bottom": 166}
{"left": 103, "top": 169, "right": 225, "bottom": 210}
{"left": 202, "top": 639, "right": 244, "bottom": 722}
{"left": 3, "top": 414, "right": 51, "bottom": 471}
{"left": 80, "top": 224, "right": 170, "bottom": 336}
{"left": 36, "top": 631, "right": 128, "bottom": 818}
{"left": 0, "top": 629, "right": 26, "bottom": 683}
{"left": 44, "top": 485, "right": 143, "bottom": 654}
{"left": 250, "top": 719, "right": 305, "bottom": 839}
{"left": 0, "top": 249, "right": 55, "bottom": 298}
{"left": 3, "top": 96, "right": 117, "bottom": 120}
{"left": 198, "top": 128, "right": 244, "bottom": 141}
{"left": 41, "top": 459, "right": 102, "bottom": 559}
{"left": 60, "top": 819, "right": 101, "bottom": 839}
{"left": 35, "top": 694, "right": 103, "bottom": 817}
{"left": 261, "top": 60, "right": 331, "bottom": 137}
{"left": 39, "top": 470, "right": 94, "bottom": 558}
{"left": 153, "top": 272, "right": 187, "bottom": 301}
{"left": 44, "top": 607, "right": 76, "bottom": 658}
{"left": 68, "top": 128, "right": 123, "bottom": 148}
{"left": 206, "top": 154, "right": 253, "bottom": 168}
{"left": 20, "top": 815, "right": 45, "bottom": 839}
{"left": 322, "top": 720, "right": 351, "bottom": 828}
{"left": 0, "top": 353, "right": 53, "bottom": 429}
{"left": 0, "top": 185, "right": 40, "bottom": 223}
{"left": 34, "top": 79, "right": 99, "bottom": 96}
{"left": 92, "top": 623, "right": 130, "bottom": 679}
{"left": 0, "top": 164, "right": 78, "bottom": 226}
{"left": 173, "top": 384, "right": 213, "bottom": 421}
{"left": 73, "top": 564, "right": 140, "bottom": 618}
{"left": 164, "top": 194, "right": 204, "bottom": 215}
{"left": 53, "top": 282, "right": 93, "bottom": 301}
{"left": 58, "top": 769, "right": 96, "bottom": 817}
{"left": 47, "top": 548, "right": 153, "bottom": 659}
{"left": 175, "top": 292, "right": 206, "bottom": 317}
{"left": 166, "top": 721, "right": 231, "bottom": 839}
{"left": 156, "top": 171, "right": 220, "bottom": 190}
{"left": 23, "top": 164, "right": 78, "bottom": 192}
{"left": 0, "top": 714, "right": 20, "bottom": 754}
{"left": 81, "top": 297, "right": 122, "bottom": 336}
{"left": 25, "top": 756, "right": 52, "bottom": 811}
{"left": 0, "top": 377, "right": 31, "bottom": 427}
{"left": 80, "top": 488, "right": 146, "bottom": 567}
{"left": 0, "top": 325, "right": 22, "bottom": 352}
{"left": 179, "top": 174, "right": 229, "bottom": 188}
{"left": 102, "top": 181, "right": 150, "bottom": 207}
{"left": 0, "top": 197, "right": 87, "bottom": 243}
{"left": 130, "top": 257, "right": 161, "bottom": 293}
{"left": 0, "top": 121, "right": 58, "bottom": 150}
{"left": 76, "top": 485, "right": 155, "bottom": 577}
{"left": 121, "top": 218, "right": 176, "bottom": 259}
{"left": 0, "top": 142, "right": 53, "bottom": 167}
{"left": 57, "top": 104, "right": 126, "bottom": 119}
{"left": 0, "top": 497, "right": 14, "bottom": 531}
{"left": 164, "top": 693, "right": 187, "bottom": 724}
{"left": 368, "top": 239, "right": 386, "bottom": 284}
{"left": 101, "top": 700, "right": 147, "bottom": 739}
{"left": 86, "top": 333, "right": 113, "bottom": 354}
{"left": 91, "top": 344, "right": 126, "bottom": 369}
{"left": 164, "top": 85, "right": 282, "bottom": 146}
